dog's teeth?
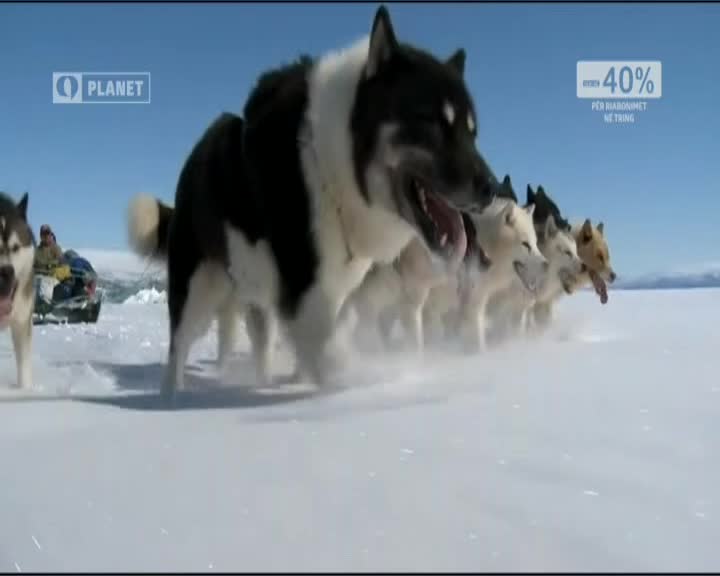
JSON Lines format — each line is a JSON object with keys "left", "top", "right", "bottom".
{"left": 440, "top": 233, "right": 448, "bottom": 247}
{"left": 418, "top": 188, "right": 427, "bottom": 212}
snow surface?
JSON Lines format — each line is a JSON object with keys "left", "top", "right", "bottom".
{"left": 123, "top": 287, "right": 167, "bottom": 305}
{"left": 1, "top": 285, "right": 719, "bottom": 571}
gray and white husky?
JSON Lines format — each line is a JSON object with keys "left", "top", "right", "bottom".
{"left": 127, "top": 6, "right": 496, "bottom": 400}
{"left": 0, "top": 192, "right": 35, "bottom": 389}
{"left": 425, "top": 182, "right": 549, "bottom": 352}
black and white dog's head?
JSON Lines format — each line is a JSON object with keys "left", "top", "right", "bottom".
{"left": 351, "top": 6, "right": 496, "bottom": 265}
{"left": 0, "top": 192, "right": 34, "bottom": 324}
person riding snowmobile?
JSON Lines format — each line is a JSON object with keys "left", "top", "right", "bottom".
{"left": 34, "top": 224, "right": 65, "bottom": 275}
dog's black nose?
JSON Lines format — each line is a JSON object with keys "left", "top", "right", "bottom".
{"left": 0, "top": 265, "right": 15, "bottom": 297}
{"left": 609, "top": 271, "right": 617, "bottom": 283}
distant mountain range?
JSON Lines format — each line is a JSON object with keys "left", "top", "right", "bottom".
{"left": 614, "top": 265, "right": 720, "bottom": 290}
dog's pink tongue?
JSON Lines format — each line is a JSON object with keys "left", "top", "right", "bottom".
{"left": 425, "top": 193, "right": 467, "bottom": 266}
{"left": 589, "top": 270, "right": 608, "bottom": 304}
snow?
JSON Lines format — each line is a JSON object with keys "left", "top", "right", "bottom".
{"left": 1, "top": 286, "right": 719, "bottom": 571}
{"left": 123, "top": 287, "right": 167, "bottom": 305}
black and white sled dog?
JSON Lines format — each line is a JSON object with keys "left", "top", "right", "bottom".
{"left": 127, "top": 6, "right": 496, "bottom": 400}
{"left": 0, "top": 192, "right": 35, "bottom": 389}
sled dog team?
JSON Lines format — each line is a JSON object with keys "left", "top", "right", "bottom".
{"left": 2, "top": 6, "right": 615, "bottom": 397}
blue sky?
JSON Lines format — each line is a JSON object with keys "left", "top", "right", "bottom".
{"left": 1, "top": 3, "right": 718, "bottom": 276}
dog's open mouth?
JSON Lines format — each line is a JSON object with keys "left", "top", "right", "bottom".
{"left": 0, "top": 283, "right": 17, "bottom": 322}
{"left": 589, "top": 269, "right": 608, "bottom": 304}
{"left": 461, "top": 213, "right": 492, "bottom": 270}
{"left": 513, "top": 261, "right": 538, "bottom": 295}
{"left": 409, "top": 177, "right": 467, "bottom": 266}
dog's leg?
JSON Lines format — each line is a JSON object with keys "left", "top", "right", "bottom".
{"left": 422, "top": 305, "right": 442, "bottom": 345}
{"left": 423, "top": 289, "right": 454, "bottom": 346}
{"left": 216, "top": 297, "right": 239, "bottom": 370}
{"left": 377, "top": 306, "right": 396, "bottom": 347}
{"left": 504, "top": 300, "right": 525, "bottom": 340}
{"left": 10, "top": 316, "right": 32, "bottom": 389}
{"left": 164, "top": 262, "right": 231, "bottom": 401}
{"left": 246, "top": 305, "right": 277, "bottom": 387}
{"left": 476, "top": 295, "right": 489, "bottom": 352}
{"left": 459, "top": 291, "right": 489, "bottom": 353}
{"left": 406, "top": 305, "right": 424, "bottom": 354}
{"left": 520, "top": 304, "right": 532, "bottom": 336}
{"left": 398, "top": 293, "right": 427, "bottom": 355}
{"left": 532, "top": 301, "right": 553, "bottom": 334}
{"left": 351, "top": 292, "right": 387, "bottom": 354}
{"left": 332, "top": 297, "right": 358, "bottom": 356}
{"left": 459, "top": 310, "right": 481, "bottom": 353}
{"left": 287, "top": 285, "right": 340, "bottom": 388}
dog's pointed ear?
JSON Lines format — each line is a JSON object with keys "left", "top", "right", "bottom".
{"left": 526, "top": 185, "right": 536, "bottom": 205}
{"left": 447, "top": 48, "right": 466, "bottom": 76}
{"left": 581, "top": 218, "right": 593, "bottom": 242}
{"left": 367, "top": 5, "right": 398, "bottom": 79}
{"left": 537, "top": 185, "right": 546, "bottom": 197}
{"left": 17, "top": 193, "right": 29, "bottom": 220}
{"left": 596, "top": 221, "right": 604, "bottom": 236}
{"left": 545, "top": 214, "right": 558, "bottom": 238}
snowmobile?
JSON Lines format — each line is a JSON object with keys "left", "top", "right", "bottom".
{"left": 33, "top": 250, "right": 103, "bottom": 325}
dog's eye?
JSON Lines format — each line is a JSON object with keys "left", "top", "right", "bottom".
{"left": 565, "top": 249, "right": 573, "bottom": 258}
{"left": 597, "top": 253, "right": 605, "bottom": 263}
{"left": 522, "top": 241, "right": 531, "bottom": 252}
{"left": 11, "top": 244, "right": 20, "bottom": 253}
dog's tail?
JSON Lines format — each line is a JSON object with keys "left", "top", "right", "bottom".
{"left": 127, "top": 194, "right": 174, "bottom": 260}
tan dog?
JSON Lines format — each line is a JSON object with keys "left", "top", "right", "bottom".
{"left": 571, "top": 219, "right": 617, "bottom": 302}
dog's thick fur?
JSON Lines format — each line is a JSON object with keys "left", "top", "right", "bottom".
{"left": 347, "top": 175, "right": 506, "bottom": 354}
{"left": 519, "top": 218, "right": 616, "bottom": 335}
{"left": 569, "top": 219, "right": 617, "bottom": 299}
{"left": 491, "top": 212, "right": 617, "bottom": 342}
{"left": 0, "top": 192, "right": 35, "bottom": 389}
{"left": 347, "top": 176, "right": 504, "bottom": 353}
{"left": 493, "top": 185, "right": 583, "bottom": 336}
{"left": 425, "top": 188, "right": 549, "bottom": 352}
{"left": 500, "top": 215, "right": 584, "bottom": 336}
{"left": 127, "top": 6, "right": 496, "bottom": 399}
{"left": 522, "top": 185, "right": 616, "bottom": 301}
{"left": 345, "top": 236, "right": 452, "bottom": 354}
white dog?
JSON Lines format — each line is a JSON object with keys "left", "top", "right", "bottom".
{"left": 425, "top": 196, "right": 548, "bottom": 352}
